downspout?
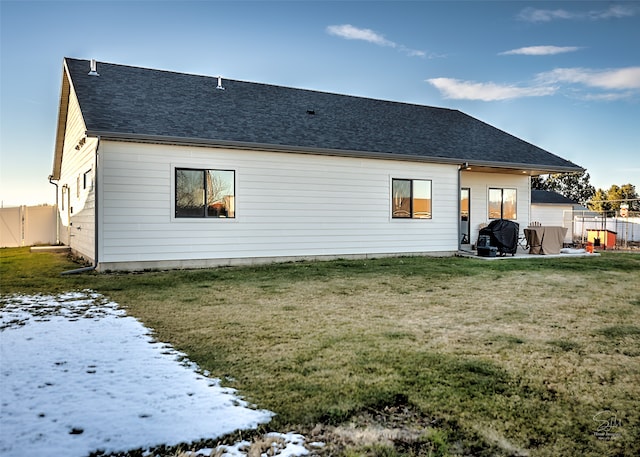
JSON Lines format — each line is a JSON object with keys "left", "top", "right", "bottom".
{"left": 62, "top": 136, "right": 100, "bottom": 275}
{"left": 457, "top": 163, "right": 468, "bottom": 252}
{"left": 48, "top": 175, "right": 60, "bottom": 245}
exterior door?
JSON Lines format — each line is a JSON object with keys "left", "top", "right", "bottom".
{"left": 461, "top": 188, "right": 470, "bottom": 244}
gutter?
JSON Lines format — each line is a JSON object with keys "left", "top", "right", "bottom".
{"left": 62, "top": 136, "right": 100, "bottom": 275}
{"left": 85, "top": 130, "right": 584, "bottom": 174}
{"left": 86, "top": 130, "right": 468, "bottom": 166}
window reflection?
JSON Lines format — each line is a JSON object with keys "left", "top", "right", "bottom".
{"left": 176, "top": 168, "right": 235, "bottom": 218}
{"left": 488, "top": 188, "right": 516, "bottom": 220}
{"left": 413, "top": 180, "right": 432, "bottom": 219}
{"left": 392, "top": 179, "right": 411, "bottom": 218}
{"left": 206, "top": 170, "right": 235, "bottom": 218}
{"left": 392, "top": 178, "right": 432, "bottom": 219}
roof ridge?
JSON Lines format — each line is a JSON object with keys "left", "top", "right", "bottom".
{"left": 63, "top": 56, "right": 452, "bottom": 111}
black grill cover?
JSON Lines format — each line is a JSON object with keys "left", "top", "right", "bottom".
{"left": 479, "top": 219, "right": 519, "bottom": 255}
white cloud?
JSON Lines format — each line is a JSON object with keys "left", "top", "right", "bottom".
{"left": 590, "top": 4, "right": 638, "bottom": 19}
{"left": 427, "top": 66, "right": 640, "bottom": 102}
{"left": 403, "top": 47, "right": 427, "bottom": 58}
{"left": 537, "top": 67, "right": 640, "bottom": 90}
{"left": 518, "top": 4, "right": 638, "bottom": 22}
{"left": 326, "top": 24, "right": 426, "bottom": 57}
{"left": 326, "top": 24, "right": 395, "bottom": 47}
{"left": 581, "top": 92, "right": 636, "bottom": 101}
{"left": 500, "top": 46, "right": 581, "bottom": 56}
{"left": 426, "top": 78, "right": 556, "bottom": 101}
{"left": 518, "top": 7, "right": 574, "bottom": 22}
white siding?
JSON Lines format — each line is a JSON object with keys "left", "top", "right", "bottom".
{"left": 461, "top": 171, "right": 530, "bottom": 245}
{"left": 98, "top": 141, "right": 460, "bottom": 269}
{"left": 57, "top": 87, "right": 96, "bottom": 261}
{"left": 531, "top": 204, "right": 573, "bottom": 242}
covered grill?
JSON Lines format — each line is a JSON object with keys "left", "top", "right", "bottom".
{"left": 478, "top": 219, "right": 520, "bottom": 256}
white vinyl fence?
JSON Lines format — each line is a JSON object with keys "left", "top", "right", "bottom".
{"left": 0, "top": 205, "right": 58, "bottom": 248}
{"left": 568, "top": 211, "right": 640, "bottom": 245}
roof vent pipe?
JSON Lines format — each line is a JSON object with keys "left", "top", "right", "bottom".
{"left": 88, "top": 59, "right": 100, "bottom": 76}
{"left": 216, "top": 76, "right": 225, "bottom": 90}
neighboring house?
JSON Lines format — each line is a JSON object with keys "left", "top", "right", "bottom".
{"left": 51, "top": 58, "right": 583, "bottom": 271}
{"left": 530, "top": 190, "right": 577, "bottom": 243}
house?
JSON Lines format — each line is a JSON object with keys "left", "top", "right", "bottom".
{"left": 530, "top": 190, "right": 577, "bottom": 243}
{"left": 50, "top": 58, "right": 583, "bottom": 271}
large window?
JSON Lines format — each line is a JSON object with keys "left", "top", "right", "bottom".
{"left": 488, "top": 188, "right": 516, "bottom": 220}
{"left": 175, "top": 168, "right": 235, "bottom": 218}
{"left": 392, "top": 178, "right": 432, "bottom": 219}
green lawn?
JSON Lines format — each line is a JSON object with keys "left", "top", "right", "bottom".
{"left": 2, "top": 247, "right": 639, "bottom": 456}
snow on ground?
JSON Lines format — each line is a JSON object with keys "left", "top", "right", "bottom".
{"left": 0, "top": 291, "right": 293, "bottom": 457}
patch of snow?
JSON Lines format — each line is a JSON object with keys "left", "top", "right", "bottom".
{"left": 0, "top": 291, "right": 273, "bottom": 457}
{"left": 188, "top": 432, "right": 311, "bottom": 457}
{"left": 205, "top": 440, "right": 251, "bottom": 457}
{"left": 265, "top": 432, "right": 310, "bottom": 457}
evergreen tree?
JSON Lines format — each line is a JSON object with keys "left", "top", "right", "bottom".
{"left": 620, "top": 184, "right": 640, "bottom": 211}
{"left": 588, "top": 188, "right": 610, "bottom": 212}
{"left": 587, "top": 184, "right": 638, "bottom": 212}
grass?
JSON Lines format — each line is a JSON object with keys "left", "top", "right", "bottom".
{"left": 2, "top": 247, "right": 640, "bottom": 456}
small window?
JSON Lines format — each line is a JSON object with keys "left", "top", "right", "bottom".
{"left": 489, "top": 188, "right": 517, "bottom": 220}
{"left": 175, "top": 168, "right": 235, "bottom": 218}
{"left": 83, "top": 169, "right": 92, "bottom": 190}
{"left": 392, "top": 178, "right": 432, "bottom": 219}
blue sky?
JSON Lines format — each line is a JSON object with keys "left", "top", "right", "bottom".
{"left": 1, "top": 0, "right": 638, "bottom": 206}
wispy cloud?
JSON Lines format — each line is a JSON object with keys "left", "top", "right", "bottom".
{"left": 326, "top": 24, "right": 426, "bottom": 58}
{"left": 326, "top": 24, "right": 394, "bottom": 47}
{"left": 518, "top": 4, "right": 638, "bottom": 22}
{"left": 425, "top": 78, "right": 556, "bottom": 101}
{"left": 427, "top": 66, "right": 640, "bottom": 102}
{"left": 581, "top": 92, "right": 637, "bottom": 102}
{"left": 500, "top": 45, "right": 581, "bottom": 56}
{"left": 536, "top": 67, "right": 640, "bottom": 90}
{"left": 518, "top": 8, "right": 574, "bottom": 22}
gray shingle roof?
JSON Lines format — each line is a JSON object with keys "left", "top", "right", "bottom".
{"left": 531, "top": 190, "right": 578, "bottom": 205}
{"left": 64, "top": 58, "right": 582, "bottom": 171}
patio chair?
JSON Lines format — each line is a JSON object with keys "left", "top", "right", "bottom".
{"left": 518, "top": 233, "right": 529, "bottom": 250}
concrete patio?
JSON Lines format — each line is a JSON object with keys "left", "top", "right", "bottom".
{"left": 456, "top": 245, "right": 600, "bottom": 260}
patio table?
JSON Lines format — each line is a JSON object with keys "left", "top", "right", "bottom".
{"left": 524, "top": 226, "right": 568, "bottom": 255}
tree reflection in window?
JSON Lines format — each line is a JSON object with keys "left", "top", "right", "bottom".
{"left": 206, "top": 170, "right": 235, "bottom": 218}
{"left": 176, "top": 168, "right": 235, "bottom": 218}
{"left": 392, "top": 179, "right": 411, "bottom": 218}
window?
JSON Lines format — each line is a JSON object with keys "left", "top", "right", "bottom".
{"left": 392, "top": 178, "right": 432, "bottom": 219}
{"left": 175, "top": 168, "right": 235, "bottom": 218}
{"left": 488, "top": 188, "right": 516, "bottom": 219}
{"left": 83, "top": 169, "right": 92, "bottom": 190}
